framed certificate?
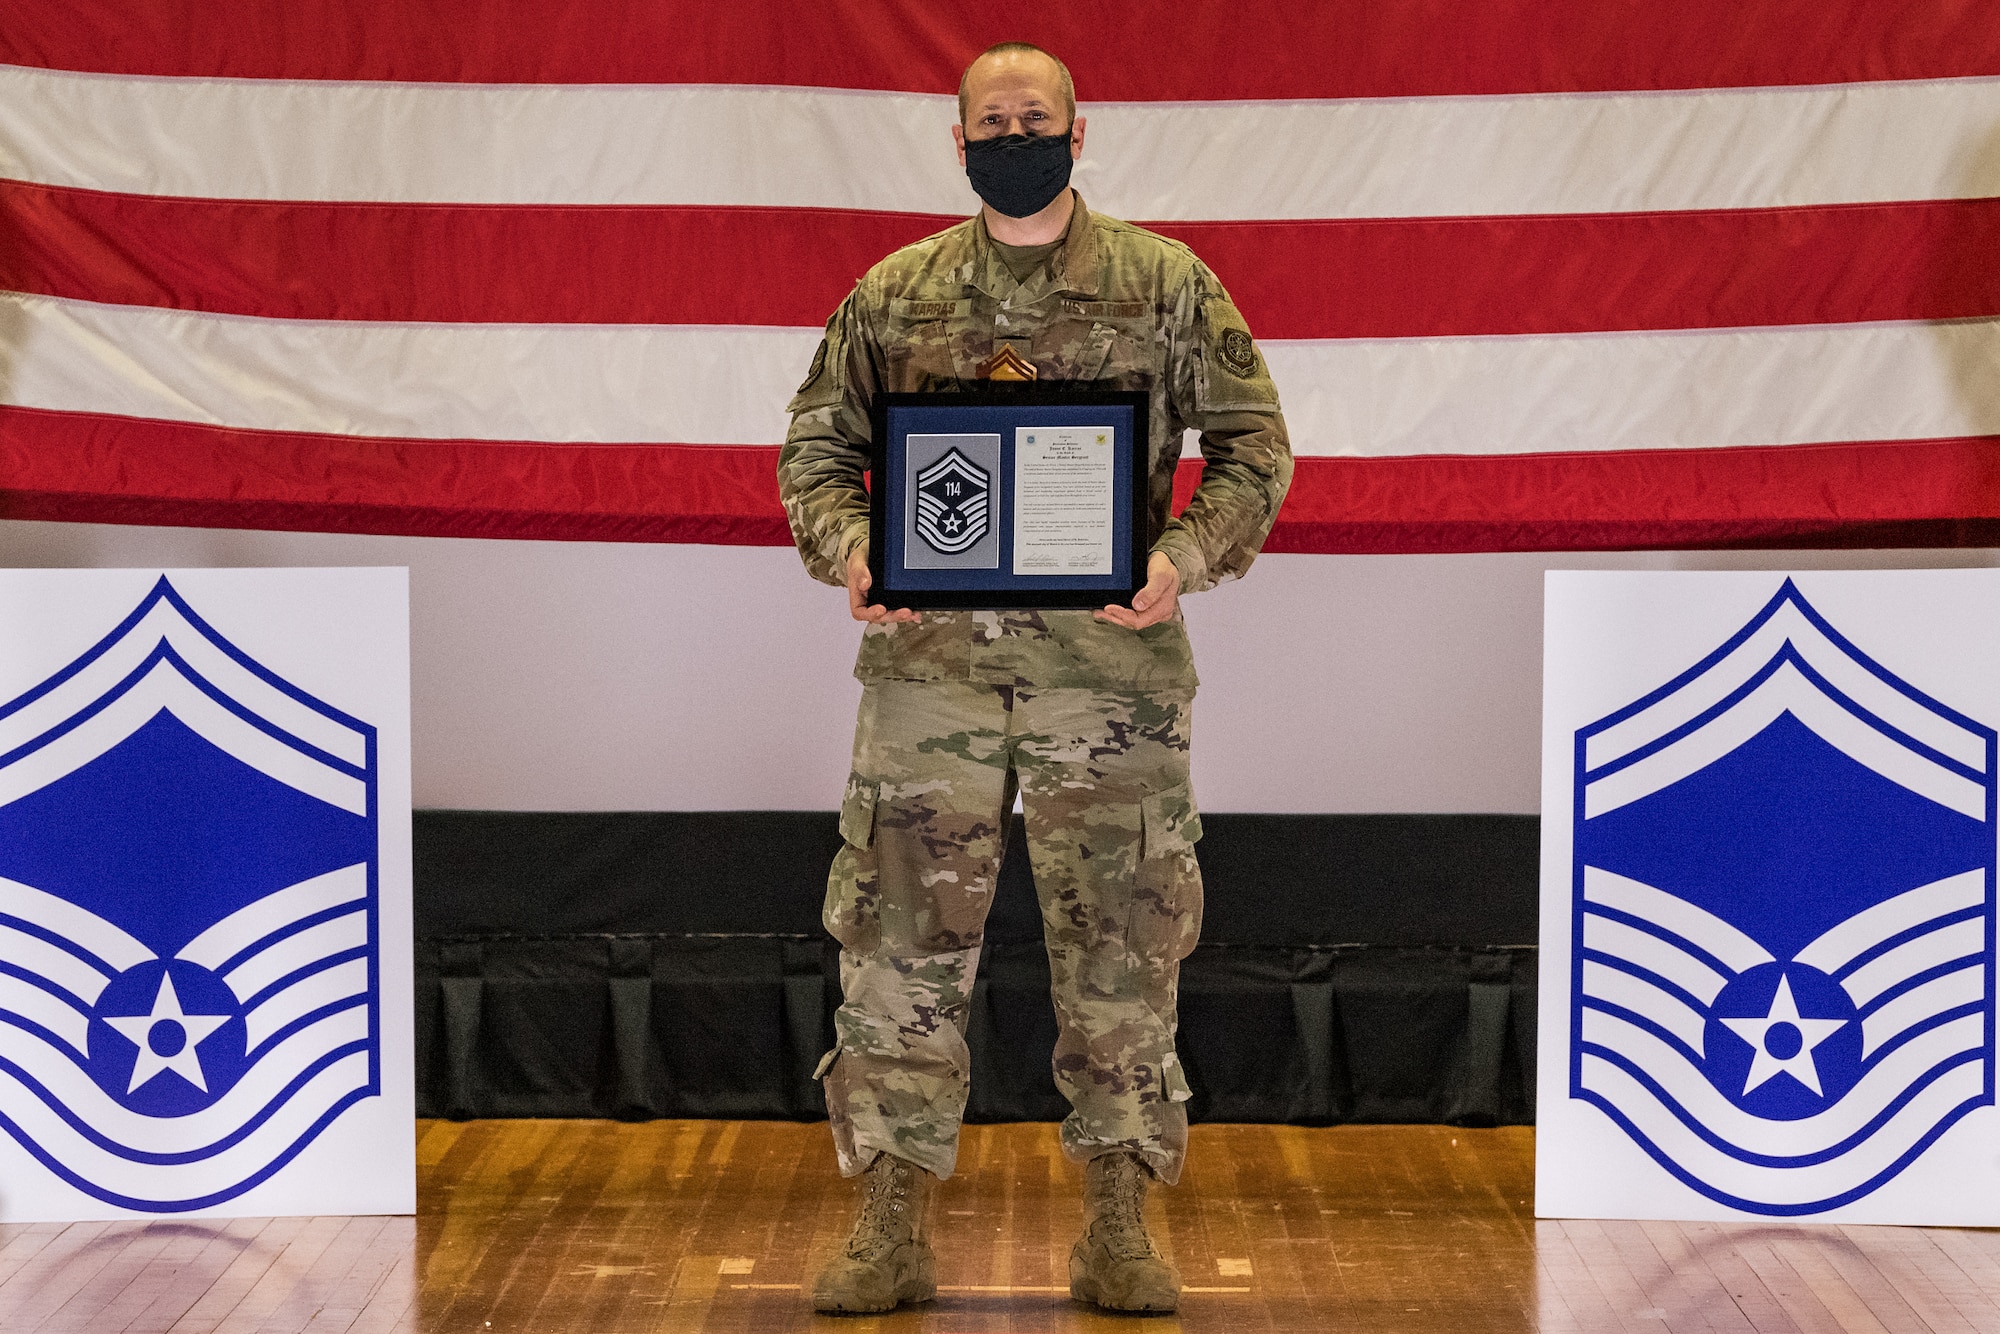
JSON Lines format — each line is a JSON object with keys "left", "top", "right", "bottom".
{"left": 868, "top": 388, "right": 1149, "bottom": 610}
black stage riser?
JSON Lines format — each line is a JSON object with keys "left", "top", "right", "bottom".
{"left": 413, "top": 810, "right": 1541, "bottom": 1125}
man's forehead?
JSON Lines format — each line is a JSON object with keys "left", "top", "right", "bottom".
{"left": 965, "top": 53, "right": 1061, "bottom": 104}
{"left": 970, "top": 87, "right": 1056, "bottom": 110}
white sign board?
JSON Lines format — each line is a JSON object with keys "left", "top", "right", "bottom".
{"left": 1539, "top": 570, "right": 2000, "bottom": 1224}
{"left": 0, "top": 569, "right": 412, "bottom": 1220}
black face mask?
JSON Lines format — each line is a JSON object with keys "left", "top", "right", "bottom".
{"left": 963, "top": 131, "right": 1075, "bottom": 219}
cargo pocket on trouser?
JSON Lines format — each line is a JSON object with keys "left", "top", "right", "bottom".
{"left": 1135, "top": 781, "right": 1204, "bottom": 962}
{"left": 824, "top": 774, "right": 881, "bottom": 956}
{"left": 839, "top": 773, "right": 879, "bottom": 848}
{"left": 815, "top": 1045, "right": 882, "bottom": 1177}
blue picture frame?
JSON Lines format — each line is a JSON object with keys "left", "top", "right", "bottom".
{"left": 868, "top": 388, "right": 1149, "bottom": 610}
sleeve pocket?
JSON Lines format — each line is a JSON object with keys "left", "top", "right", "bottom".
{"left": 1141, "top": 782, "right": 1202, "bottom": 859}
{"left": 839, "top": 776, "right": 879, "bottom": 849}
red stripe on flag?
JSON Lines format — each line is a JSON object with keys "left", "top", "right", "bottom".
{"left": 1158, "top": 205, "right": 2000, "bottom": 337}
{"left": 8, "top": 182, "right": 1999, "bottom": 337}
{"left": 0, "top": 183, "right": 947, "bottom": 330}
{"left": 4, "top": 407, "right": 1997, "bottom": 553}
{"left": 0, "top": 407, "right": 792, "bottom": 545}
{"left": 4, "top": 0, "right": 1995, "bottom": 97}
{"left": 1260, "top": 443, "right": 2000, "bottom": 553}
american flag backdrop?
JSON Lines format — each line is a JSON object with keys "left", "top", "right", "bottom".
{"left": 2, "top": 1, "right": 1998, "bottom": 554}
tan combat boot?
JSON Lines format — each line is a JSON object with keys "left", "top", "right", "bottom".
{"left": 1069, "top": 1151, "right": 1180, "bottom": 1312}
{"left": 812, "top": 1153, "right": 938, "bottom": 1314}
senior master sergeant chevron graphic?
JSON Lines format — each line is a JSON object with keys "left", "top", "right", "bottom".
{"left": 1572, "top": 579, "right": 1996, "bottom": 1215}
{"left": 0, "top": 577, "right": 378, "bottom": 1212}
{"left": 914, "top": 447, "right": 991, "bottom": 556}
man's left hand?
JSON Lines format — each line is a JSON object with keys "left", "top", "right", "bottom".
{"left": 1095, "top": 552, "right": 1180, "bottom": 630}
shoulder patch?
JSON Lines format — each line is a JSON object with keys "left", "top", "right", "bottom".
{"left": 798, "top": 338, "right": 828, "bottom": 393}
{"left": 1219, "top": 328, "right": 1258, "bottom": 377}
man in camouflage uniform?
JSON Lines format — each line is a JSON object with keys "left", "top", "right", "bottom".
{"left": 779, "top": 41, "right": 1291, "bottom": 1315}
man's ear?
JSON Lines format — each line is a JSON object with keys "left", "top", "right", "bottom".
{"left": 1070, "top": 115, "right": 1087, "bottom": 160}
{"left": 952, "top": 123, "right": 967, "bottom": 169}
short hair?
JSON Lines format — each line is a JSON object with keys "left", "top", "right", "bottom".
{"left": 957, "top": 42, "right": 1076, "bottom": 127}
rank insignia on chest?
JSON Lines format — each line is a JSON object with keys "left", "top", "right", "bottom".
{"left": 978, "top": 344, "right": 1038, "bottom": 381}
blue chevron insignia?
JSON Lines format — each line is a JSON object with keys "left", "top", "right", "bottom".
{"left": 0, "top": 577, "right": 378, "bottom": 1212}
{"left": 1571, "top": 579, "right": 1996, "bottom": 1215}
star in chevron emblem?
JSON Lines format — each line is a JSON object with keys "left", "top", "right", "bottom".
{"left": 1718, "top": 974, "right": 1847, "bottom": 1097}
{"left": 103, "top": 972, "right": 231, "bottom": 1094}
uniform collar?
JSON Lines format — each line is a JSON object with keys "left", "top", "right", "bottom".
{"left": 966, "top": 192, "right": 1100, "bottom": 303}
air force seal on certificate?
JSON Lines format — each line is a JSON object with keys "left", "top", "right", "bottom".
{"left": 0, "top": 571, "right": 412, "bottom": 1219}
{"left": 1542, "top": 574, "right": 2000, "bottom": 1223}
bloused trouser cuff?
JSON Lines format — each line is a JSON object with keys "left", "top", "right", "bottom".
{"left": 820, "top": 946, "right": 983, "bottom": 1181}
{"left": 819, "top": 681, "right": 1203, "bottom": 1185}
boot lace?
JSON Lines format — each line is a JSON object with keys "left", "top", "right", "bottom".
{"left": 1090, "top": 1156, "right": 1160, "bottom": 1262}
{"left": 845, "top": 1158, "right": 915, "bottom": 1259}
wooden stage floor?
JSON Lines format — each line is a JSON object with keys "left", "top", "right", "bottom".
{"left": 3, "top": 1119, "right": 1999, "bottom": 1332}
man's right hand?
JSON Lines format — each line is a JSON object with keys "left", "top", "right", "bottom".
{"left": 847, "top": 543, "right": 920, "bottom": 624}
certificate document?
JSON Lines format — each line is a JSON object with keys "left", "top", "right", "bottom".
{"left": 1013, "top": 426, "right": 1116, "bottom": 576}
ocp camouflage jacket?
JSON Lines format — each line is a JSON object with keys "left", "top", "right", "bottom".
{"left": 779, "top": 194, "right": 1292, "bottom": 690}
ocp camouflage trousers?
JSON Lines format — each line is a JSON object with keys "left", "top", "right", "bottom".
{"left": 818, "top": 680, "right": 1203, "bottom": 1184}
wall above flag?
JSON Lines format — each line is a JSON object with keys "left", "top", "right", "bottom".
{"left": 1539, "top": 570, "right": 2000, "bottom": 1223}
{"left": 0, "top": 568, "right": 412, "bottom": 1221}
{"left": 0, "top": 3, "right": 1997, "bottom": 552}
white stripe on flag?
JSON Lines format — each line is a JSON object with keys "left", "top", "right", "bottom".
{"left": 4, "top": 64, "right": 1997, "bottom": 218}
{"left": 1270, "top": 319, "right": 2000, "bottom": 456}
{"left": 7, "top": 292, "right": 1998, "bottom": 456}
{"left": 0, "top": 291, "right": 818, "bottom": 446}
{"left": 1086, "top": 78, "right": 2000, "bottom": 221}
